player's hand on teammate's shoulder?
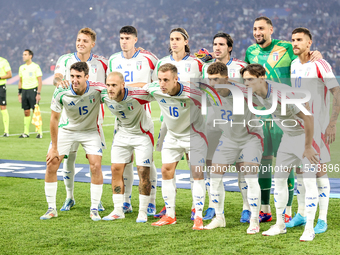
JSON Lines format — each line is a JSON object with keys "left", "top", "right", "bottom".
{"left": 58, "top": 80, "right": 71, "bottom": 89}
{"left": 309, "top": 50, "right": 323, "bottom": 62}
{"left": 302, "top": 147, "right": 319, "bottom": 165}
{"left": 46, "top": 148, "right": 60, "bottom": 165}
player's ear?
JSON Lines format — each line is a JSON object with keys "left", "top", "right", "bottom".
{"left": 85, "top": 74, "right": 89, "bottom": 80}
{"left": 269, "top": 25, "right": 273, "bottom": 35}
{"left": 134, "top": 36, "right": 138, "bottom": 44}
{"left": 91, "top": 41, "right": 96, "bottom": 49}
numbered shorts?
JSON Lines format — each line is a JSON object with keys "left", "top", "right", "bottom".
{"left": 213, "top": 135, "right": 263, "bottom": 165}
{"left": 276, "top": 133, "right": 319, "bottom": 177}
{"left": 162, "top": 134, "right": 207, "bottom": 165}
{"left": 49, "top": 129, "right": 103, "bottom": 157}
{"left": 22, "top": 88, "right": 37, "bottom": 110}
{"left": 111, "top": 131, "right": 153, "bottom": 167}
{"left": 0, "top": 85, "right": 7, "bottom": 105}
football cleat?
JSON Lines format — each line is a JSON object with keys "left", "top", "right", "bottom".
{"left": 284, "top": 214, "right": 292, "bottom": 223}
{"left": 147, "top": 203, "right": 156, "bottom": 216}
{"left": 136, "top": 211, "right": 148, "bottom": 223}
{"left": 192, "top": 216, "right": 204, "bottom": 230}
{"left": 191, "top": 208, "right": 196, "bottom": 221}
{"left": 90, "top": 208, "right": 101, "bottom": 221}
{"left": 151, "top": 215, "right": 177, "bottom": 226}
{"left": 60, "top": 198, "right": 75, "bottom": 211}
{"left": 247, "top": 219, "right": 260, "bottom": 234}
{"left": 285, "top": 213, "right": 306, "bottom": 228}
{"left": 203, "top": 207, "right": 215, "bottom": 221}
{"left": 154, "top": 206, "right": 166, "bottom": 218}
{"left": 204, "top": 216, "right": 226, "bottom": 230}
{"left": 300, "top": 229, "right": 315, "bottom": 241}
{"left": 123, "top": 202, "right": 133, "bottom": 213}
{"left": 3, "top": 133, "right": 9, "bottom": 137}
{"left": 262, "top": 224, "right": 287, "bottom": 236}
{"left": 102, "top": 210, "right": 125, "bottom": 221}
{"left": 36, "top": 133, "right": 43, "bottom": 139}
{"left": 259, "top": 211, "right": 272, "bottom": 223}
{"left": 314, "top": 219, "right": 327, "bottom": 234}
{"left": 240, "top": 210, "right": 251, "bottom": 223}
{"left": 40, "top": 207, "right": 58, "bottom": 220}
{"left": 98, "top": 201, "right": 105, "bottom": 212}
{"left": 19, "top": 133, "right": 29, "bottom": 138}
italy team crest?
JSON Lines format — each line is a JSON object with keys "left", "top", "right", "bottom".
{"left": 185, "top": 63, "right": 191, "bottom": 73}
{"left": 229, "top": 69, "right": 236, "bottom": 78}
{"left": 273, "top": 52, "right": 279, "bottom": 61}
{"left": 136, "top": 61, "right": 142, "bottom": 71}
{"left": 127, "top": 102, "right": 134, "bottom": 110}
{"left": 89, "top": 95, "right": 95, "bottom": 104}
{"left": 305, "top": 67, "right": 311, "bottom": 76}
{"left": 91, "top": 65, "right": 97, "bottom": 74}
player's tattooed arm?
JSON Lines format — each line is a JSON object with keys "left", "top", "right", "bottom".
{"left": 325, "top": 86, "right": 340, "bottom": 144}
{"left": 53, "top": 73, "right": 63, "bottom": 86}
{"left": 113, "top": 185, "right": 122, "bottom": 194}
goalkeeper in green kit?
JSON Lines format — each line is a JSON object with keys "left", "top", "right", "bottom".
{"left": 244, "top": 16, "right": 322, "bottom": 223}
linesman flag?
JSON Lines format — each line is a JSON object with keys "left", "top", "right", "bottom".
{"left": 32, "top": 104, "right": 42, "bottom": 132}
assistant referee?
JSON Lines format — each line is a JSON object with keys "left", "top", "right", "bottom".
{"left": 0, "top": 56, "right": 12, "bottom": 137}
{"left": 18, "top": 49, "right": 43, "bottom": 138}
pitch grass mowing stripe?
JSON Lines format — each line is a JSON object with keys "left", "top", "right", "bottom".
{"left": 0, "top": 177, "right": 339, "bottom": 254}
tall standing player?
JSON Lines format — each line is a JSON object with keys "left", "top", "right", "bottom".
{"left": 245, "top": 16, "right": 322, "bottom": 222}
{"left": 41, "top": 62, "right": 106, "bottom": 221}
{"left": 53, "top": 27, "right": 108, "bottom": 212}
{"left": 152, "top": 27, "right": 203, "bottom": 219}
{"left": 200, "top": 32, "right": 249, "bottom": 221}
{"left": 106, "top": 26, "right": 158, "bottom": 216}
{"left": 18, "top": 49, "right": 43, "bottom": 138}
{"left": 289, "top": 27, "right": 340, "bottom": 234}
{"left": 0, "top": 56, "right": 12, "bottom": 137}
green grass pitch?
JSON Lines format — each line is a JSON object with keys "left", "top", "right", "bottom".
{"left": 0, "top": 85, "right": 340, "bottom": 254}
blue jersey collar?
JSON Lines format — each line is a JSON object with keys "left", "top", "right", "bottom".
{"left": 70, "top": 80, "right": 90, "bottom": 95}
{"left": 74, "top": 52, "right": 93, "bottom": 62}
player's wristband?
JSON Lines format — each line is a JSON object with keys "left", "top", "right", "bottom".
{"left": 37, "top": 92, "right": 41, "bottom": 95}
{"left": 18, "top": 88, "right": 22, "bottom": 95}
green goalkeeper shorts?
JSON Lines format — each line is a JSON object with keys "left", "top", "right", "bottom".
{"left": 262, "top": 120, "right": 283, "bottom": 157}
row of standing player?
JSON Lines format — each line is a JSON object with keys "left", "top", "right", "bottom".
{"left": 42, "top": 17, "right": 339, "bottom": 240}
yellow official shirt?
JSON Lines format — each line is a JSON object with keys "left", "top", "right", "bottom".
{"left": 0, "top": 57, "right": 11, "bottom": 86}
{"left": 19, "top": 62, "right": 42, "bottom": 89}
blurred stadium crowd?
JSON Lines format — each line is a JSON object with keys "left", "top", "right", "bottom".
{"left": 1, "top": 0, "right": 340, "bottom": 74}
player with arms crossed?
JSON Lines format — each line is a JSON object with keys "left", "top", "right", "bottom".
{"left": 289, "top": 27, "right": 340, "bottom": 234}
{"left": 245, "top": 16, "right": 322, "bottom": 223}
{"left": 53, "top": 27, "right": 108, "bottom": 212}
{"left": 241, "top": 64, "right": 320, "bottom": 241}
{"left": 200, "top": 32, "right": 250, "bottom": 221}
{"left": 203, "top": 62, "right": 262, "bottom": 234}
{"left": 40, "top": 62, "right": 106, "bottom": 221}
{"left": 107, "top": 26, "right": 158, "bottom": 216}
{"left": 152, "top": 28, "right": 203, "bottom": 219}
{"left": 101, "top": 72, "right": 153, "bottom": 223}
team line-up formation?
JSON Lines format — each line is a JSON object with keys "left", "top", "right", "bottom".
{"left": 1, "top": 16, "right": 338, "bottom": 242}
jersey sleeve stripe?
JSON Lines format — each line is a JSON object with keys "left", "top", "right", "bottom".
{"left": 144, "top": 56, "right": 155, "bottom": 70}
{"left": 99, "top": 60, "right": 108, "bottom": 72}
{"left": 315, "top": 64, "right": 325, "bottom": 82}
{"left": 191, "top": 123, "right": 208, "bottom": 146}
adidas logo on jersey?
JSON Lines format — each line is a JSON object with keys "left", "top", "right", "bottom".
{"left": 198, "top": 158, "right": 205, "bottom": 164}
{"left": 109, "top": 105, "right": 114, "bottom": 110}
{"left": 116, "top": 65, "right": 123, "bottom": 69}
{"left": 251, "top": 157, "right": 259, "bottom": 163}
{"left": 98, "top": 148, "right": 102, "bottom": 153}
{"left": 143, "top": 159, "right": 150, "bottom": 164}
{"left": 160, "top": 99, "right": 167, "bottom": 103}
{"left": 292, "top": 70, "right": 296, "bottom": 74}
{"left": 68, "top": 101, "right": 75, "bottom": 106}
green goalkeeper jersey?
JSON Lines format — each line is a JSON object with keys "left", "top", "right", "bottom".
{"left": 245, "top": 39, "right": 297, "bottom": 86}
{"left": 245, "top": 39, "right": 297, "bottom": 120}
